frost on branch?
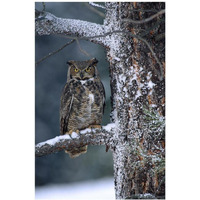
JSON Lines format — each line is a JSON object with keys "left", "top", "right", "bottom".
{"left": 35, "top": 10, "right": 106, "bottom": 45}
{"left": 35, "top": 123, "right": 115, "bottom": 157}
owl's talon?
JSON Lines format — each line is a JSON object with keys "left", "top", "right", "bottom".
{"left": 64, "top": 130, "right": 80, "bottom": 139}
{"left": 88, "top": 125, "right": 101, "bottom": 133}
{"left": 88, "top": 125, "right": 102, "bottom": 129}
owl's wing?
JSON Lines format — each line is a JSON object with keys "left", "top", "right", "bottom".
{"left": 101, "top": 82, "right": 106, "bottom": 114}
{"left": 96, "top": 78, "right": 106, "bottom": 113}
{"left": 60, "top": 82, "right": 74, "bottom": 135}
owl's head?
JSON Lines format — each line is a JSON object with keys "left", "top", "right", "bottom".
{"left": 66, "top": 58, "right": 99, "bottom": 81}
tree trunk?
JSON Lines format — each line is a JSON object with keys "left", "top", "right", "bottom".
{"left": 105, "top": 2, "right": 165, "bottom": 199}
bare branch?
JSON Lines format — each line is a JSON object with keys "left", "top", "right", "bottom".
{"left": 128, "top": 8, "right": 163, "bottom": 13}
{"left": 85, "top": 3, "right": 105, "bottom": 18}
{"left": 42, "top": 2, "right": 45, "bottom": 12}
{"left": 75, "top": 38, "right": 90, "bottom": 57}
{"left": 89, "top": 2, "right": 106, "bottom": 9}
{"left": 35, "top": 39, "right": 75, "bottom": 66}
{"left": 122, "top": 9, "right": 165, "bottom": 24}
{"left": 134, "top": 34, "right": 164, "bottom": 80}
{"left": 35, "top": 123, "right": 115, "bottom": 157}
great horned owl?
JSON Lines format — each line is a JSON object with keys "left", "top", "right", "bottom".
{"left": 60, "top": 58, "right": 105, "bottom": 158}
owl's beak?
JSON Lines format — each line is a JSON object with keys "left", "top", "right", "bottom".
{"left": 80, "top": 72, "right": 84, "bottom": 79}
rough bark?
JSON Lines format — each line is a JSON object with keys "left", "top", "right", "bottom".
{"left": 35, "top": 2, "right": 165, "bottom": 199}
{"left": 105, "top": 2, "right": 165, "bottom": 199}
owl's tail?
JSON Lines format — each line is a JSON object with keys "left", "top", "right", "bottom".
{"left": 65, "top": 145, "right": 88, "bottom": 158}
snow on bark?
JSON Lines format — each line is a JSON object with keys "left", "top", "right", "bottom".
{"left": 36, "top": 134, "right": 71, "bottom": 148}
{"left": 103, "top": 2, "right": 165, "bottom": 199}
{"left": 104, "top": 3, "right": 137, "bottom": 198}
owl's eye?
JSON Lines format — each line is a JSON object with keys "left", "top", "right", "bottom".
{"left": 85, "top": 67, "right": 91, "bottom": 72}
{"left": 74, "top": 68, "right": 79, "bottom": 72}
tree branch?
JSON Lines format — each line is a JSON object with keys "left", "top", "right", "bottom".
{"left": 88, "top": 2, "right": 106, "bottom": 9}
{"left": 122, "top": 9, "right": 165, "bottom": 24}
{"left": 42, "top": 2, "right": 45, "bottom": 12}
{"left": 85, "top": 3, "right": 105, "bottom": 18}
{"left": 35, "top": 10, "right": 105, "bottom": 45}
{"left": 35, "top": 123, "right": 115, "bottom": 157}
{"left": 75, "top": 38, "right": 90, "bottom": 57}
{"left": 35, "top": 39, "right": 75, "bottom": 66}
{"left": 35, "top": 10, "right": 163, "bottom": 80}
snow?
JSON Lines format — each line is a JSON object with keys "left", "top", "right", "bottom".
{"left": 71, "top": 132, "right": 80, "bottom": 139}
{"left": 135, "top": 90, "right": 141, "bottom": 99}
{"left": 147, "top": 80, "right": 156, "bottom": 89}
{"left": 118, "top": 74, "right": 126, "bottom": 84}
{"left": 80, "top": 128, "right": 92, "bottom": 134}
{"left": 35, "top": 177, "right": 115, "bottom": 200}
{"left": 36, "top": 135, "right": 71, "bottom": 147}
{"left": 103, "top": 123, "right": 115, "bottom": 131}
{"left": 89, "top": 2, "right": 106, "bottom": 9}
{"left": 132, "top": 73, "right": 137, "bottom": 81}
{"left": 79, "top": 123, "right": 115, "bottom": 135}
{"left": 114, "top": 57, "right": 120, "bottom": 61}
{"left": 36, "top": 10, "right": 106, "bottom": 44}
{"left": 123, "top": 87, "right": 129, "bottom": 98}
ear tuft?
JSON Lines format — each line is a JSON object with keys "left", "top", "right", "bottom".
{"left": 66, "top": 60, "right": 73, "bottom": 65}
{"left": 91, "top": 58, "right": 98, "bottom": 65}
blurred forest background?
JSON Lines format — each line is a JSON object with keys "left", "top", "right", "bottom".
{"left": 35, "top": 2, "right": 113, "bottom": 186}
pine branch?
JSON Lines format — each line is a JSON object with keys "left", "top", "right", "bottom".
{"left": 35, "top": 123, "right": 115, "bottom": 157}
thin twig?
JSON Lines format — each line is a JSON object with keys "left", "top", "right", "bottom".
{"left": 128, "top": 8, "right": 162, "bottom": 13}
{"left": 134, "top": 34, "right": 164, "bottom": 80}
{"left": 122, "top": 9, "right": 165, "bottom": 24}
{"left": 42, "top": 2, "right": 45, "bottom": 12}
{"left": 35, "top": 39, "right": 75, "bottom": 66}
{"left": 75, "top": 38, "right": 90, "bottom": 57}
{"left": 85, "top": 3, "right": 105, "bottom": 18}
{"left": 89, "top": 2, "right": 106, "bottom": 9}
{"left": 139, "top": 18, "right": 165, "bottom": 37}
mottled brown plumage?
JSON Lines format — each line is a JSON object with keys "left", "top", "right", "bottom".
{"left": 60, "top": 58, "right": 105, "bottom": 158}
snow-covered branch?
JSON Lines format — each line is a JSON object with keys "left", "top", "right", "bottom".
{"left": 85, "top": 3, "right": 105, "bottom": 18}
{"left": 35, "top": 123, "right": 115, "bottom": 157}
{"left": 35, "top": 10, "right": 105, "bottom": 45}
{"left": 88, "top": 2, "right": 106, "bottom": 9}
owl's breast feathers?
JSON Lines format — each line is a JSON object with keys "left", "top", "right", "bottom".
{"left": 60, "top": 78, "right": 105, "bottom": 135}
